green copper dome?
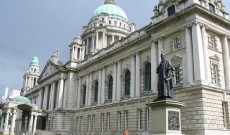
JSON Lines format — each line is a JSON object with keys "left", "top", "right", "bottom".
{"left": 13, "top": 96, "right": 31, "bottom": 104}
{"left": 91, "top": 3, "right": 128, "bottom": 21}
{"left": 30, "top": 56, "right": 39, "bottom": 67}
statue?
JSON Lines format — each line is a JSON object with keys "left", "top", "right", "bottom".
{"left": 156, "top": 53, "right": 174, "bottom": 100}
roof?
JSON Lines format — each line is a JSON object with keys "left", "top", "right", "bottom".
{"left": 13, "top": 96, "right": 31, "bottom": 104}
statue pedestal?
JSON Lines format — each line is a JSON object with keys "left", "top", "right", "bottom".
{"left": 148, "top": 99, "right": 185, "bottom": 135}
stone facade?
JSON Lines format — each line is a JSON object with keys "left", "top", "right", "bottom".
{"left": 10, "top": 0, "right": 230, "bottom": 135}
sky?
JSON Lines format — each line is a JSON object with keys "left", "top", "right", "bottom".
{"left": 0, "top": 0, "right": 230, "bottom": 97}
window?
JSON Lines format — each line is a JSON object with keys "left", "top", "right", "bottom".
{"left": 209, "top": 3, "right": 215, "bottom": 13}
{"left": 87, "top": 115, "right": 91, "bottom": 131}
{"left": 107, "top": 113, "right": 110, "bottom": 131}
{"left": 92, "top": 115, "right": 95, "bottom": 131}
{"left": 108, "top": 76, "right": 113, "bottom": 100}
{"left": 125, "top": 70, "right": 131, "bottom": 96}
{"left": 211, "top": 63, "right": 220, "bottom": 85}
{"left": 94, "top": 81, "right": 99, "bottom": 103}
{"left": 118, "top": 112, "right": 122, "bottom": 130}
{"left": 101, "top": 113, "right": 105, "bottom": 131}
{"left": 208, "top": 34, "right": 217, "bottom": 50}
{"left": 124, "top": 111, "right": 128, "bottom": 129}
{"left": 171, "top": 36, "right": 181, "bottom": 51}
{"left": 109, "top": 20, "right": 111, "bottom": 24}
{"left": 168, "top": 5, "right": 175, "bottom": 16}
{"left": 79, "top": 116, "right": 83, "bottom": 131}
{"left": 82, "top": 85, "right": 86, "bottom": 106}
{"left": 145, "top": 108, "right": 150, "bottom": 130}
{"left": 174, "top": 66, "right": 181, "bottom": 85}
{"left": 145, "top": 63, "right": 151, "bottom": 91}
{"left": 138, "top": 110, "right": 143, "bottom": 130}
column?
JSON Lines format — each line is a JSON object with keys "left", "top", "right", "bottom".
{"left": 92, "top": 36, "right": 95, "bottom": 50}
{"left": 185, "top": 26, "right": 194, "bottom": 84}
{"left": 71, "top": 47, "right": 75, "bottom": 60}
{"left": 201, "top": 25, "right": 211, "bottom": 84}
{"left": 57, "top": 79, "right": 64, "bottom": 108}
{"left": 98, "top": 69, "right": 102, "bottom": 105}
{"left": 3, "top": 109, "right": 10, "bottom": 133}
{"left": 116, "top": 60, "right": 122, "bottom": 101}
{"left": 86, "top": 74, "right": 89, "bottom": 106}
{"left": 131, "top": 54, "right": 136, "bottom": 98}
{"left": 102, "top": 32, "right": 105, "bottom": 48}
{"left": 151, "top": 41, "right": 158, "bottom": 91}
{"left": 21, "top": 114, "right": 26, "bottom": 133}
{"left": 135, "top": 52, "right": 141, "bottom": 97}
{"left": 77, "top": 78, "right": 81, "bottom": 109}
{"left": 87, "top": 38, "right": 89, "bottom": 53}
{"left": 101, "top": 68, "right": 106, "bottom": 104}
{"left": 10, "top": 109, "right": 17, "bottom": 135}
{"left": 88, "top": 73, "right": 93, "bottom": 106}
{"left": 158, "top": 38, "right": 163, "bottom": 64}
{"left": 222, "top": 35, "right": 230, "bottom": 89}
{"left": 49, "top": 83, "right": 55, "bottom": 110}
{"left": 28, "top": 114, "right": 34, "bottom": 134}
{"left": 96, "top": 32, "right": 99, "bottom": 49}
{"left": 112, "top": 35, "right": 115, "bottom": 43}
{"left": 32, "top": 115, "right": 38, "bottom": 135}
{"left": 0, "top": 114, "right": 4, "bottom": 131}
{"left": 192, "top": 22, "right": 206, "bottom": 82}
{"left": 43, "top": 86, "right": 48, "bottom": 109}
{"left": 81, "top": 46, "right": 85, "bottom": 60}
{"left": 113, "top": 62, "right": 117, "bottom": 101}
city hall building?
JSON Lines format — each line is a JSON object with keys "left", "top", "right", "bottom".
{"left": 2, "top": 0, "right": 230, "bottom": 135}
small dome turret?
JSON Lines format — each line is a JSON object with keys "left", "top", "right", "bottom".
{"left": 13, "top": 96, "right": 31, "bottom": 104}
{"left": 30, "top": 56, "right": 39, "bottom": 67}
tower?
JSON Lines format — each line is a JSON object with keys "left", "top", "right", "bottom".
{"left": 21, "top": 56, "right": 40, "bottom": 95}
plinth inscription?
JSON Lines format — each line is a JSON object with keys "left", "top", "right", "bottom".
{"left": 168, "top": 111, "right": 180, "bottom": 130}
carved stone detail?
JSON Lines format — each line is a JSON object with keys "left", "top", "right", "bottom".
{"left": 168, "top": 111, "right": 180, "bottom": 131}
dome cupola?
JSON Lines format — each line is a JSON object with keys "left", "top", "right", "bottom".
{"left": 30, "top": 56, "right": 39, "bottom": 67}
{"left": 13, "top": 96, "right": 31, "bottom": 104}
{"left": 91, "top": 0, "right": 128, "bottom": 21}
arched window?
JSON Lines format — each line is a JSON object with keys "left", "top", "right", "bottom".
{"left": 108, "top": 76, "right": 113, "bottom": 100}
{"left": 94, "top": 81, "right": 99, "bottom": 103}
{"left": 83, "top": 84, "right": 86, "bottom": 106}
{"left": 145, "top": 63, "right": 151, "bottom": 91}
{"left": 125, "top": 70, "right": 131, "bottom": 96}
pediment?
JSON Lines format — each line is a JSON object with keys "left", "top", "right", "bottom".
{"left": 38, "top": 61, "right": 60, "bottom": 81}
{"left": 209, "top": 54, "right": 220, "bottom": 61}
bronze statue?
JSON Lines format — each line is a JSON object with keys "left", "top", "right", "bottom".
{"left": 156, "top": 53, "right": 174, "bottom": 100}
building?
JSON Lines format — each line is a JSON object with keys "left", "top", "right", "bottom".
{"left": 1, "top": 87, "right": 20, "bottom": 103}
{"left": 1, "top": 0, "right": 230, "bottom": 134}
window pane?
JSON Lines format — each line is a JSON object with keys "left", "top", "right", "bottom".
{"left": 94, "top": 81, "right": 98, "bottom": 102}
{"left": 125, "top": 70, "right": 131, "bottom": 96}
{"left": 108, "top": 76, "right": 113, "bottom": 99}
{"left": 83, "top": 85, "right": 86, "bottom": 106}
{"left": 145, "top": 63, "right": 151, "bottom": 91}
{"left": 168, "top": 5, "right": 175, "bottom": 16}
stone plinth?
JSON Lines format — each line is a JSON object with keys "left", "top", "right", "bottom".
{"left": 148, "top": 100, "right": 185, "bottom": 135}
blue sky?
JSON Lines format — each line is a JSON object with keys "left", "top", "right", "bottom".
{"left": 0, "top": 0, "right": 230, "bottom": 96}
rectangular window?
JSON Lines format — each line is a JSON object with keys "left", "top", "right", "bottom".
{"left": 208, "top": 34, "right": 217, "bottom": 50}
{"left": 175, "top": 66, "right": 181, "bottom": 84}
{"left": 92, "top": 115, "right": 95, "bottom": 131}
{"left": 79, "top": 116, "right": 83, "bottom": 131}
{"left": 222, "top": 102, "right": 227, "bottom": 128}
{"left": 118, "top": 111, "right": 122, "bottom": 130}
{"left": 107, "top": 113, "right": 110, "bottom": 131}
{"left": 138, "top": 110, "right": 143, "bottom": 130}
{"left": 145, "top": 108, "right": 150, "bottom": 131}
{"left": 87, "top": 115, "right": 91, "bottom": 131}
{"left": 124, "top": 111, "right": 128, "bottom": 129}
{"left": 168, "top": 5, "right": 175, "bottom": 16}
{"left": 101, "top": 114, "right": 104, "bottom": 131}
{"left": 173, "top": 36, "right": 181, "bottom": 50}
{"left": 76, "top": 116, "right": 79, "bottom": 131}
{"left": 209, "top": 3, "right": 215, "bottom": 13}
{"left": 211, "top": 63, "right": 220, "bottom": 85}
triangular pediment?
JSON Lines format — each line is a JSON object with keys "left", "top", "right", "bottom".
{"left": 209, "top": 54, "right": 220, "bottom": 61}
{"left": 38, "top": 60, "right": 62, "bottom": 81}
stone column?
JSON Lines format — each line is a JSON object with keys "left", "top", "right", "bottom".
{"left": 151, "top": 41, "right": 158, "bottom": 91}
{"left": 3, "top": 109, "right": 10, "bottom": 133}
{"left": 98, "top": 69, "right": 102, "bottom": 105}
{"left": 21, "top": 114, "right": 26, "bottom": 133}
{"left": 113, "top": 62, "right": 117, "bottom": 101}
{"left": 112, "top": 35, "right": 115, "bottom": 43}
{"left": 28, "top": 113, "right": 34, "bottom": 134}
{"left": 131, "top": 54, "right": 136, "bottom": 98}
{"left": 0, "top": 114, "right": 4, "bottom": 131}
{"left": 185, "top": 26, "right": 194, "bottom": 85}
{"left": 86, "top": 74, "right": 89, "bottom": 106}
{"left": 116, "top": 60, "right": 122, "bottom": 101}
{"left": 81, "top": 46, "right": 85, "bottom": 60}
{"left": 101, "top": 68, "right": 106, "bottom": 105}
{"left": 201, "top": 25, "right": 211, "bottom": 84}
{"left": 43, "top": 86, "right": 49, "bottom": 109}
{"left": 88, "top": 73, "right": 93, "bottom": 106}
{"left": 96, "top": 32, "right": 99, "bottom": 50}
{"left": 222, "top": 35, "right": 230, "bottom": 89}
{"left": 58, "top": 79, "right": 64, "bottom": 108}
{"left": 77, "top": 77, "right": 82, "bottom": 109}
{"left": 92, "top": 36, "right": 95, "bottom": 50}
{"left": 192, "top": 22, "right": 206, "bottom": 83}
{"left": 158, "top": 38, "right": 163, "bottom": 64}
{"left": 32, "top": 115, "right": 38, "bottom": 135}
{"left": 71, "top": 47, "right": 75, "bottom": 60}
{"left": 135, "top": 52, "right": 141, "bottom": 97}
{"left": 102, "top": 32, "right": 105, "bottom": 48}
{"left": 10, "top": 108, "right": 17, "bottom": 135}
{"left": 87, "top": 38, "right": 89, "bottom": 53}
{"left": 49, "top": 83, "right": 55, "bottom": 110}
